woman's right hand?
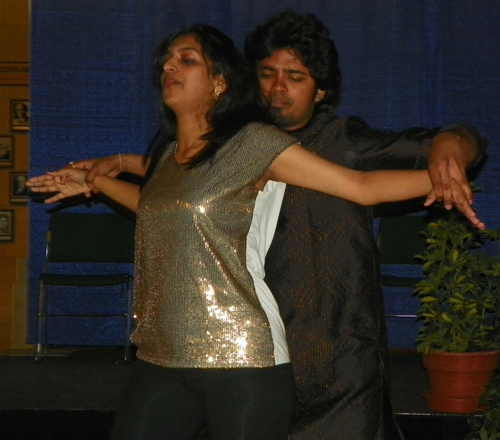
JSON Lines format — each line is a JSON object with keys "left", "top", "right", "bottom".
{"left": 26, "top": 169, "right": 93, "bottom": 204}
{"left": 69, "top": 155, "right": 122, "bottom": 185}
{"left": 70, "top": 154, "right": 148, "bottom": 189}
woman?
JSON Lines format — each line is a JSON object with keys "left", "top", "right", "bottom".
{"left": 27, "top": 24, "right": 483, "bottom": 440}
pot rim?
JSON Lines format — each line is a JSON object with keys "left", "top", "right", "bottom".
{"left": 424, "top": 350, "right": 500, "bottom": 357}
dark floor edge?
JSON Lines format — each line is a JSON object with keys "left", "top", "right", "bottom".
{"left": 0, "top": 410, "right": 474, "bottom": 440}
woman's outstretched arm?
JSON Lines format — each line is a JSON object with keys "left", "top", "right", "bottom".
{"left": 264, "top": 144, "right": 485, "bottom": 229}
{"left": 27, "top": 168, "right": 141, "bottom": 212}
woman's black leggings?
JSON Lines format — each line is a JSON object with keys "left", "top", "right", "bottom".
{"left": 110, "top": 359, "right": 295, "bottom": 440}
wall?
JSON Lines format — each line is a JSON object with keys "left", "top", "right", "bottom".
{"left": 0, "top": 0, "right": 30, "bottom": 351}
{"left": 27, "top": 0, "right": 500, "bottom": 348}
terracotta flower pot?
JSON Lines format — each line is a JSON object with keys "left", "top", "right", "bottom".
{"left": 422, "top": 351, "right": 500, "bottom": 414}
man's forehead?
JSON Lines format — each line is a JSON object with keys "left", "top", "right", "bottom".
{"left": 259, "top": 48, "right": 311, "bottom": 72}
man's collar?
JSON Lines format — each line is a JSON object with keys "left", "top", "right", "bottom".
{"left": 287, "top": 104, "right": 337, "bottom": 142}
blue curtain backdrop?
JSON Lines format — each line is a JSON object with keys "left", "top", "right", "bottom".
{"left": 29, "top": 0, "right": 500, "bottom": 347}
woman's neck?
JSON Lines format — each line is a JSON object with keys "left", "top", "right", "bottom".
{"left": 174, "top": 112, "right": 211, "bottom": 164}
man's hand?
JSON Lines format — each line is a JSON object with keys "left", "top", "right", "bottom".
{"left": 426, "top": 130, "right": 477, "bottom": 210}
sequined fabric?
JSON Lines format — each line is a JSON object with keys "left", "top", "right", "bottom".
{"left": 264, "top": 104, "right": 486, "bottom": 440}
{"left": 132, "top": 122, "right": 296, "bottom": 369}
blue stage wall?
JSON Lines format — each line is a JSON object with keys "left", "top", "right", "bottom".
{"left": 29, "top": 0, "right": 500, "bottom": 347}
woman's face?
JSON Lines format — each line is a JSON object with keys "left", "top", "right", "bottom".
{"left": 161, "top": 34, "right": 223, "bottom": 117}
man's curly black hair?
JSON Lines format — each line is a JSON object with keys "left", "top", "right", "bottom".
{"left": 244, "top": 9, "right": 342, "bottom": 108}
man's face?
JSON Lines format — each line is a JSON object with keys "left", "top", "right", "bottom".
{"left": 15, "top": 103, "right": 27, "bottom": 118}
{"left": 257, "top": 48, "right": 325, "bottom": 131}
{"left": 16, "top": 175, "right": 26, "bottom": 190}
{"left": 0, "top": 216, "right": 8, "bottom": 232}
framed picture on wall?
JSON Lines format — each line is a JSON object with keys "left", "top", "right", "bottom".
{"left": 10, "top": 172, "right": 28, "bottom": 204}
{"left": 0, "top": 135, "right": 14, "bottom": 167}
{"left": 0, "top": 210, "right": 14, "bottom": 242}
{"left": 10, "top": 100, "right": 30, "bottom": 132}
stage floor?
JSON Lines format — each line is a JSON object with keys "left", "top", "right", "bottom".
{"left": 0, "top": 347, "right": 430, "bottom": 413}
{"left": 0, "top": 347, "right": 473, "bottom": 440}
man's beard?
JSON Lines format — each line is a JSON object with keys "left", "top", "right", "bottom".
{"left": 269, "top": 107, "right": 295, "bottom": 131}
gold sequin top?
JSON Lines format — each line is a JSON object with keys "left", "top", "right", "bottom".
{"left": 131, "top": 122, "right": 296, "bottom": 368}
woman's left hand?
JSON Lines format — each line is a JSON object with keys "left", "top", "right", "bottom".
{"left": 26, "top": 169, "right": 93, "bottom": 204}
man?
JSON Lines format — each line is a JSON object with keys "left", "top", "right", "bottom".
{"left": 243, "top": 9, "right": 485, "bottom": 440}
{"left": 0, "top": 139, "right": 11, "bottom": 160}
{"left": 14, "top": 174, "right": 28, "bottom": 195}
{"left": 67, "top": 10, "right": 485, "bottom": 439}
{"left": 12, "top": 102, "right": 29, "bottom": 126}
{"left": 0, "top": 214, "right": 10, "bottom": 235}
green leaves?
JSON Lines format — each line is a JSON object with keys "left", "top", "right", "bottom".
{"left": 415, "top": 215, "right": 500, "bottom": 354}
{"left": 466, "top": 370, "right": 500, "bottom": 440}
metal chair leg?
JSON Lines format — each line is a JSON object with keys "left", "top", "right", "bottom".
{"left": 35, "top": 281, "right": 47, "bottom": 362}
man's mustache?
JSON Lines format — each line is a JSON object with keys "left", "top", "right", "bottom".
{"left": 268, "top": 95, "right": 292, "bottom": 107}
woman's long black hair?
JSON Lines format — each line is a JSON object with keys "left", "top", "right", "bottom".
{"left": 144, "top": 24, "right": 270, "bottom": 181}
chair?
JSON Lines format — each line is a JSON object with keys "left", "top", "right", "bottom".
{"left": 36, "top": 212, "right": 136, "bottom": 362}
{"left": 377, "top": 214, "right": 429, "bottom": 348}
{"left": 377, "top": 214, "right": 429, "bottom": 288}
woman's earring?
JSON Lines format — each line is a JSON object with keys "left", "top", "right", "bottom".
{"left": 214, "top": 85, "right": 222, "bottom": 101}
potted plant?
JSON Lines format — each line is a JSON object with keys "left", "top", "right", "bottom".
{"left": 414, "top": 210, "right": 500, "bottom": 413}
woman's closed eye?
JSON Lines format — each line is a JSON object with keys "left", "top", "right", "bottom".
{"left": 181, "top": 58, "right": 197, "bottom": 65}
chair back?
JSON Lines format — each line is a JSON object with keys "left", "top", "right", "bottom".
{"left": 377, "top": 214, "right": 430, "bottom": 349}
{"left": 46, "top": 212, "right": 135, "bottom": 264}
{"left": 377, "top": 215, "right": 429, "bottom": 265}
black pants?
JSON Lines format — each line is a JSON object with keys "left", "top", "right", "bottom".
{"left": 110, "top": 359, "right": 295, "bottom": 440}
